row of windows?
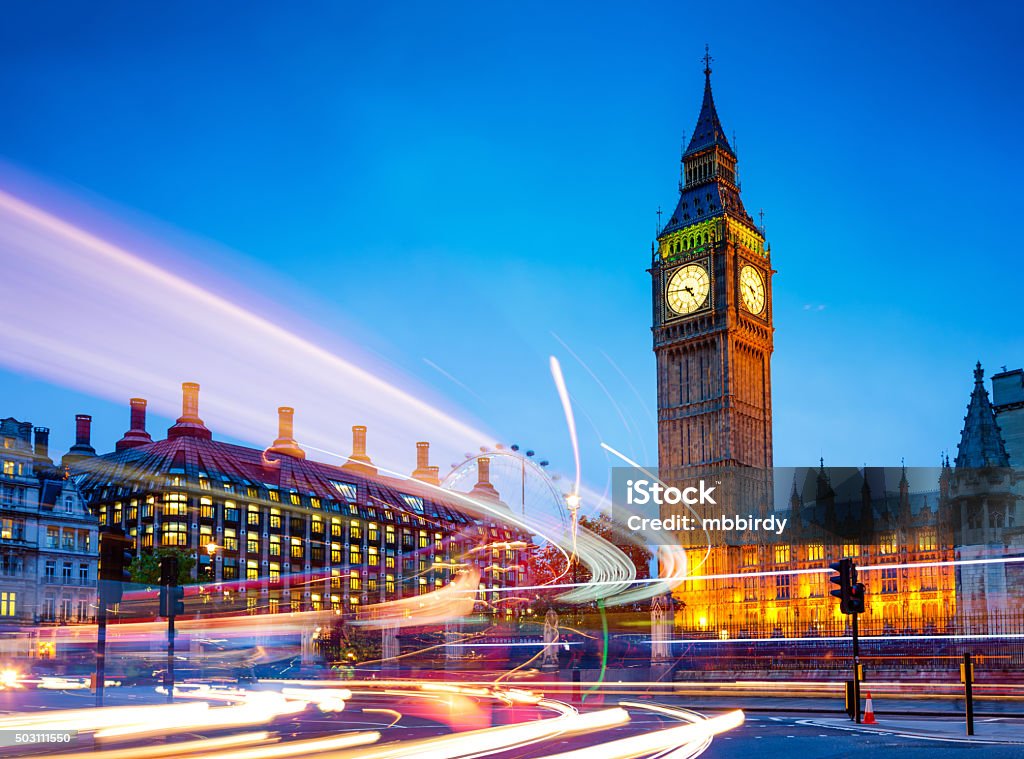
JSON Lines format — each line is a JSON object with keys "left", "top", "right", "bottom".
{"left": 95, "top": 481, "right": 440, "bottom": 522}
{"left": 1, "top": 460, "right": 28, "bottom": 477}
{"left": 738, "top": 535, "right": 941, "bottom": 568}
{"left": 43, "top": 560, "right": 91, "bottom": 584}
{"left": 100, "top": 498, "right": 447, "bottom": 538}
{"left": 0, "top": 485, "right": 29, "bottom": 507}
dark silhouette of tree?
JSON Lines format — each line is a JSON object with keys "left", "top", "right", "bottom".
{"left": 129, "top": 547, "right": 196, "bottom": 585}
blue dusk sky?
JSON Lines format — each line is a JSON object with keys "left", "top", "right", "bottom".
{"left": 0, "top": 2, "right": 1021, "bottom": 494}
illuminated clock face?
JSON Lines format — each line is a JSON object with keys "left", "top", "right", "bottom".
{"left": 739, "top": 265, "right": 766, "bottom": 314}
{"left": 666, "top": 264, "right": 710, "bottom": 315}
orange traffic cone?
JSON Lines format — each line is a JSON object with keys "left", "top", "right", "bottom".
{"left": 863, "top": 691, "right": 877, "bottom": 724}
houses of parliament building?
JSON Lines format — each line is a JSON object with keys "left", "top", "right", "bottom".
{"left": 651, "top": 53, "right": 1024, "bottom": 636}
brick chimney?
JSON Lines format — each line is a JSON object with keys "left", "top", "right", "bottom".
{"left": 412, "top": 441, "right": 440, "bottom": 485}
{"left": 469, "top": 456, "right": 501, "bottom": 502}
{"left": 33, "top": 427, "right": 51, "bottom": 463}
{"left": 62, "top": 414, "right": 97, "bottom": 466}
{"left": 116, "top": 398, "right": 154, "bottom": 452}
{"left": 168, "top": 382, "right": 212, "bottom": 440}
{"left": 267, "top": 406, "right": 306, "bottom": 459}
{"left": 341, "top": 425, "right": 377, "bottom": 475}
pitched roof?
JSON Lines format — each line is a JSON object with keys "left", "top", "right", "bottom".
{"left": 72, "top": 435, "right": 482, "bottom": 525}
{"left": 955, "top": 362, "right": 1010, "bottom": 469}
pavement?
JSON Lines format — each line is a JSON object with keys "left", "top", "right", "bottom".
{"left": 799, "top": 716, "right": 1024, "bottom": 745}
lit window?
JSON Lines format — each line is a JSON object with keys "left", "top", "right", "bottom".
{"left": 329, "top": 481, "right": 358, "bottom": 502}
{"left": 775, "top": 574, "right": 791, "bottom": 600}
{"left": 842, "top": 543, "right": 859, "bottom": 558}
{"left": 806, "top": 544, "right": 824, "bottom": 562}
{"left": 399, "top": 494, "right": 425, "bottom": 514}
{"left": 918, "top": 531, "right": 937, "bottom": 552}
{"left": 879, "top": 534, "right": 896, "bottom": 555}
{"left": 270, "top": 535, "right": 281, "bottom": 556}
{"left": 881, "top": 567, "right": 898, "bottom": 593}
{"left": 774, "top": 545, "right": 790, "bottom": 564}
{"left": 164, "top": 492, "right": 188, "bottom": 515}
{"left": 0, "top": 591, "right": 15, "bottom": 616}
{"left": 161, "top": 522, "right": 188, "bottom": 546}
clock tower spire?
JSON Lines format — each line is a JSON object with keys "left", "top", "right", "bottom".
{"left": 651, "top": 52, "right": 774, "bottom": 485}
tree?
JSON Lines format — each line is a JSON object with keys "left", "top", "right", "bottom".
{"left": 129, "top": 547, "right": 196, "bottom": 585}
{"left": 579, "top": 514, "right": 653, "bottom": 580}
{"left": 525, "top": 542, "right": 570, "bottom": 587}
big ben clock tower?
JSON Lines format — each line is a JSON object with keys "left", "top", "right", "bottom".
{"left": 652, "top": 51, "right": 774, "bottom": 491}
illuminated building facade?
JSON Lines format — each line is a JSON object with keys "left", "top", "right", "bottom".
{"left": 651, "top": 55, "right": 1016, "bottom": 637}
{"left": 0, "top": 416, "right": 97, "bottom": 626}
{"left": 73, "top": 383, "right": 528, "bottom": 616}
{"left": 675, "top": 464, "right": 958, "bottom": 635}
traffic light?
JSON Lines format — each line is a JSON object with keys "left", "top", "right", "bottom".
{"left": 829, "top": 558, "right": 854, "bottom": 615}
{"left": 849, "top": 581, "right": 866, "bottom": 614}
{"left": 99, "top": 529, "right": 134, "bottom": 605}
{"left": 158, "top": 556, "right": 184, "bottom": 618}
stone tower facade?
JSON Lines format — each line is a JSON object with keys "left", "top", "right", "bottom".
{"left": 651, "top": 56, "right": 773, "bottom": 494}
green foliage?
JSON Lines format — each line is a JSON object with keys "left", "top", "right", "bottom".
{"left": 579, "top": 514, "right": 654, "bottom": 579}
{"left": 129, "top": 547, "right": 196, "bottom": 585}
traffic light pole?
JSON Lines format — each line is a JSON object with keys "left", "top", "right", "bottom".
{"left": 165, "top": 611, "right": 175, "bottom": 704}
{"left": 851, "top": 609, "right": 861, "bottom": 724}
{"left": 95, "top": 592, "right": 107, "bottom": 707}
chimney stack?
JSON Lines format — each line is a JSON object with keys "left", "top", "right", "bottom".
{"left": 266, "top": 406, "right": 306, "bottom": 459}
{"left": 469, "top": 456, "right": 501, "bottom": 502}
{"left": 33, "top": 427, "right": 50, "bottom": 462}
{"left": 62, "top": 414, "right": 97, "bottom": 466}
{"left": 168, "top": 381, "right": 212, "bottom": 440}
{"left": 341, "top": 424, "right": 377, "bottom": 475}
{"left": 116, "top": 398, "right": 154, "bottom": 452}
{"left": 412, "top": 441, "right": 440, "bottom": 485}
{"left": 75, "top": 414, "right": 91, "bottom": 446}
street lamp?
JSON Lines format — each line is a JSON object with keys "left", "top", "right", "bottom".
{"left": 203, "top": 542, "right": 218, "bottom": 582}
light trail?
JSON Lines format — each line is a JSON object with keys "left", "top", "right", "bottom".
{"left": 0, "top": 182, "right": 488, "bottom": 472}
{"left": 38, "top": 732, "right": 275, "bottom": 759}
{"left": 549, "top": 356, "right": 582, "bottom": 500}
{"left": 530, "top": 708, "right": 744, "bottom": 759}
{"left": 1, "top": 680, "right": 744, "bottom": 759}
